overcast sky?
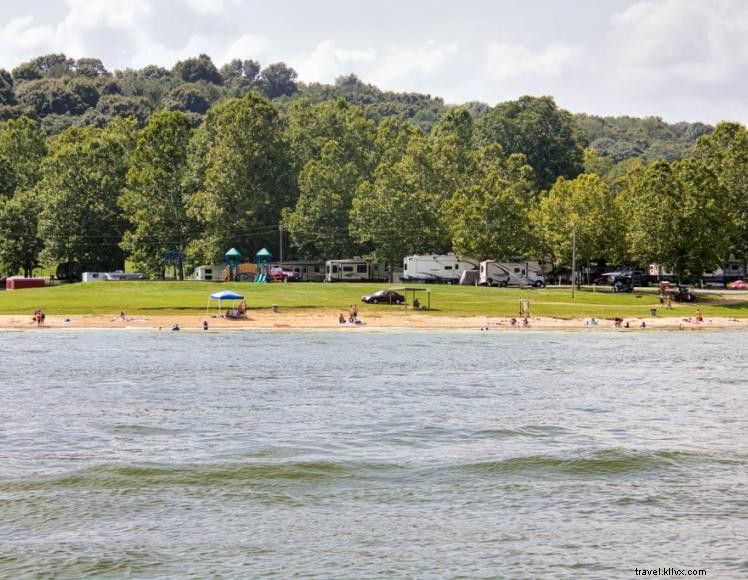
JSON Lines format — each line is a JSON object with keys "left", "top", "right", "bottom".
{"left": 1, "top": 0, "right": 746, "bottom": 124}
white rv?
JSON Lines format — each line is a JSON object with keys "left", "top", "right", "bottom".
{"left": 277, "top": 261, "right": 325, "bottom": 282}
{"left": 81, "top": 272, "right": 108, "bottom": 282}
{"left": 479, "top": 261, "right": 546, "bottom": 287}
{"left": 325, "top": 258, "right": 391, "bottom": 282}
{"left": 401, "top": 253, "right": 479, "bottom": 283}
{"left": 194, "top": 265, "right": 226, "bottom": 281}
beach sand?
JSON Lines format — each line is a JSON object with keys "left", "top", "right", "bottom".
{"left": 2, "top": 311, "right": 746, "bottom": 332}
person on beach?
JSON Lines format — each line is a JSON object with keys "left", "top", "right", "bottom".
{"left": 202, "top": 319, "right": 208, "bottom": 330}
{"left": 119, "top": 311, "right": 126, "bottom": 321}
{"left": 352, "top": 304, "right": 358, "bottom": 322}
{"left": 695, "top": 309, "right": 703, "bottom": 322}
{"left": 666, "top": 294, "right": 673, "bottom": 309}
{"left": 338, "top": 313, "right": 346, "bottom": 324}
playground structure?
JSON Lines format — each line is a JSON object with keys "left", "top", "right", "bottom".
{"left": 219, "top": 247, "right": 274, "bottom": 283}
{"left": 254, "top": 248, "right": 272, "bottom": 283}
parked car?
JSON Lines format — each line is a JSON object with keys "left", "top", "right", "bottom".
{"left": 730, "top": 280, "right": 746, "bottom": 290}
{"left": 269, "top": 266, "right": 300, "bottom": 282}
{"left": 361, "top": 289, "right": 405, "bottom": 304}
{"left": 671, "top": 286, "right": 696, "bottom": 302}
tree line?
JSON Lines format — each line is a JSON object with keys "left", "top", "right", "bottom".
{"left": 0, "top": 56, "right": 746, "bottom": 283}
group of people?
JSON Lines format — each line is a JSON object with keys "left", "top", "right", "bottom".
{"left": 339, "top": 304, "right": 359, "bottom": 324}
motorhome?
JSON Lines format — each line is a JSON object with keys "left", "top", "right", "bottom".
{"left": 325, "top": 258, "right": 392, "bottom": 282}
{"left": 401, "top": 253, "right": 479, "bottom": 283}
{"left": 275, "top": 261, "right": 325, "bottom": 282}
{"left": 82, "top": 270, "right": 148, "bottom": 282}
{"left": 193, "top": 265, "right": 226, "bottom": 281}
{"left": 479, "top": 261, "right": 546, "bottom": 287}
{"left": 649, "top": 261, "right": 745, "bottom": 287}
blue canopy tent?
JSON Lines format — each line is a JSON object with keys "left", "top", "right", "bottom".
{"left": 208, "top": 290, "right": 245, "bottom": 317}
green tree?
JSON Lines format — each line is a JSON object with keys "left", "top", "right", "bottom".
{"left": 0, "top": 69, "right": 15, "bottom": 105}
{"left": 448, "top": 145, "right": 536, "bottom": 260}
{"left": 283, "top": 99, "right": 375, "bottom": 259}
{"left": 619, "top": 159, "right": 733, "bottom": 281}
{"left": 120, "top": 111, "right": 194, "bottom": 277}
{"left": 36, "top": 119, "right": 136, "bottom": 271}
{"left": 186, "top": 92, "right": 294, "bottom": 263}
{"left": 260, "top": 62, "right": 297, "bottom": 99}
{"left": 349, "top": 131, "right": 461, "bottom": 265}
{"left": 477, "top": 95, "right": 586, "bottom": 189}
{"left": 172, "top": 54, "right": 222, "bottom": 85}
{"left": 694, "top": 122, "right": 748, "bottom": 273}
{"left": 0, "top": 116, "right": 46, "bottom": 197}
{"left": 533, "top": 173, "right": 619, "bottom": 272}
{"left": 0, "top": 190, "right": 43, "bottom": 275}
{"left": 220, "top": 59, "right": 261, "bottom": 96}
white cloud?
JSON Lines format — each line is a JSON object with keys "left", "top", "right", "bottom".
{"left": 296, "top": 40, "right": 376, "bottom": 83}
{"left": 483, "top": 41, "right": 582, "bottom": 80}
{"left": 0, "top": 16, "right": 54, "bottom": 53}
{"left": 609, "top": 0, "right": 748, "bottom": 87}
{"left": 186, "top": 0, "right": 241, "bottom": 15}
{"left": 371, "top": 40, "right": 459, "bottom": 86}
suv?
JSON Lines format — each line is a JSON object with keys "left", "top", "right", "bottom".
{"left": 269, "top": 266, "right": 300, "bottom": 282}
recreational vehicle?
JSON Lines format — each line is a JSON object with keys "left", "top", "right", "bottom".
{"left": 81, "top": 272, "right": 108, "bottom": 282}
{"left": 401, "top": 253, "right": 479, "bottom": 283}
{"left": 275, "top": 261, "right": 325, "bottom": 282}
{"left": 193, "top": 265, "right": 226, "bottom": 281}
{"left": 479, "top": 261, "right": 546, "bottom": 287}
{"left": 325, "top": 258, "right": 392, "bottom": 282}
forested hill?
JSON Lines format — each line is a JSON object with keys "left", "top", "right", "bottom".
{"left": 3, "top": 52, "right": 746, "bottom": 287}
{"left": 0, "top": 53, "right": 710, "bottom": 161}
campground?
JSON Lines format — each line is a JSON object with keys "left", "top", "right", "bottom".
{"left": 1, "top": 281, "right": 748, "bottom": 330}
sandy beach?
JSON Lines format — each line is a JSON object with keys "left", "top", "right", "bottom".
{"left": 2, "top": 310, "right": 747, "bottom": 332}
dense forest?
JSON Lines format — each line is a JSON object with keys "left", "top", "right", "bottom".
{"left": 0, "top": 52, "right": 746, "bottom": 283}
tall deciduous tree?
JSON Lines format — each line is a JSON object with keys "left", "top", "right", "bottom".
{"left": 0, "top": 116, "right": 46, "bottom": 197}
{"left": 120, "top": 111, "right": 193, "bottom": 277}
{"left": 349, "top": 131, "right": 461, "bottom": 265}
{"left": 186, "top": 92, "right": 294, "bottom": 263}
{"left": 533, "top": 173, "right": 619, "bottom": 271}
{"left": 619, "top": 159, "right": 733, "bottom": 281}
{"left": 448, "top": 145, "right": 536, "bottom": 260}
{"left": 36, "top": 119, "right": 136, "bottom": 271}
{"left": 477, "top": 95, "right": 586, "bottom": 190}
{"left": 694, "top": 122, "right": 748, "bottom": 273}
{"left": 283, "top": 98, "right": 375, "bottom": 258}
{"left": 0, "top": 190, "right": 43, "bottom": 275}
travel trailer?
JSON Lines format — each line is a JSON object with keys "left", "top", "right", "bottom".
{"left": 479, "top": 261, "right": 546, "bottom": 287}
{"left": 401, "top": 253, "right": 479, "bottom": 283}
{"left": 276, "top": 261, "right": 325, "bottom": 282}
{"left": 325, "top": 258, "right": 392, "bottom": 282}
{"left": 193, "top": 265, "right": 226, "bottom": 281}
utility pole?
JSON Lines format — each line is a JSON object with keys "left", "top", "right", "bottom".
{"left": 571, "top": 222, "right": 577, "bottom": 299}
{"left": 279, "top": 223, "right": 283, "bottom": 267}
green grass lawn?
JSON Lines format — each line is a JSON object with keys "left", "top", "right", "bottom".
{"left": 2, "top": 281, "right": 747, "bottom": 319}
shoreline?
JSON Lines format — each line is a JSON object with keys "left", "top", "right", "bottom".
{"left": 2, "top": 311, "right": 747, "bottom": 332}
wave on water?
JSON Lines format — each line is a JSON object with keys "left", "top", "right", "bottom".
{"left": 0, "top": 460, "right": 400, "bottom": 492}
{"left": 451, "top": 448, "right": 734, "bottom": 477}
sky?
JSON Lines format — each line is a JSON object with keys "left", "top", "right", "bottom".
{"left": 1, "top": 0, "right": 747, "bottom": 124}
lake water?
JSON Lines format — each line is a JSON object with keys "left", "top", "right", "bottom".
{"left": 0, "top": 329, "right": 746, "bottom": 578}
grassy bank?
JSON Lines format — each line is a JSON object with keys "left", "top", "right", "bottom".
{"left": 2, "top": 281, "right": 747, "bottom": 319}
